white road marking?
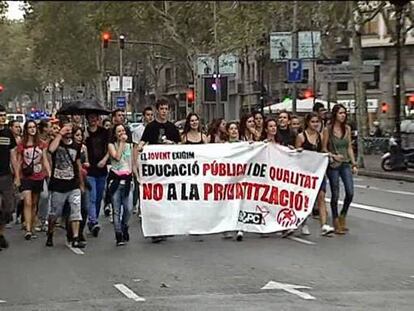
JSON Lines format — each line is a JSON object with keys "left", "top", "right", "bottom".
{"left": 66, "top": 243, "right": 85, "bottom": 255}
{"left": 262, "top": 281, "right": 316, "bottom": 300}
{"left": 326, "top": 199, "right": 414, "bottom": 220}
{"left": 0, "top": 300, "right": 6, "bottom": 303}
{"left": 287, "top": 236, "right": 316, "bottom": 245}
{"left": 355, "top": 184, "right": 414, "bottom": 196}
{"left": 114, "top": 283, "right": 146, "bottom": 302}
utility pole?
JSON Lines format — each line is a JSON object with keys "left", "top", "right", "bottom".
{"left": 119, "top": 34, "right": 125, "bottom": 99}
{"left": 391, "top": 0, "right": 409, "bottom": 147}
{"left": 213, "top": 1, "right": 221, "bottom": 119}
{"left": 292, "top": 0, "right": 299, "bottom": 114}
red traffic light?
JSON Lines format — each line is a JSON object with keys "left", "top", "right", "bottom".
{"left": 102, "top": 32, "right": 110, "bottom": 48}
{"left": 408, "top": 95, "right": 414, "bottom": 106}
{"left": 186, "top": 89, "right": 195, "bottom": 103}
{"left": 0, "top": 84, "right": 4, "bottom": 93}
{"left": 381, "top": 102, "right": 389, "bottom": 113}
{"left": 304, "top": 89, "right": 314, "bottom": 99}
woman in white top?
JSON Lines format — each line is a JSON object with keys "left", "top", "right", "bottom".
{"left": 108, "top": 124, "right": 137, "bottom": 246}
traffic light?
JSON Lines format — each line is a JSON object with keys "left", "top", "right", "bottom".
{"left": 102, "top": 32, "right": 110, "bottom": 48}
{"left": 0, "top": 84, "right": 4, "bottom": 93}
{"left": 381, "top": 102, "right": 389, "bottom": 114}
{"left": 186, "top": 88, "right": 195, "bottom": 104}
{"left": 119, "top": 34, "right": 125, "bottom": 49}
{"left": 407, "top": 95, "right": 414, "bottom": 107}
{"left": 303, "top": 88, "right": 314, "bottom": 99}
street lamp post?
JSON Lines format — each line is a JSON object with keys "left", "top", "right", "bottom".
{"left": 390, "top": 0, "right": 409, "bottom": 147}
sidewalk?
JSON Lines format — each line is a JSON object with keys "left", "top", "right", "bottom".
{"left": 358, "top": 154, "right": 414, "bottom": 182}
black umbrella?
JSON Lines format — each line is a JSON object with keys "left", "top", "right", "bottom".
{"left": 57, "top": 98, "right": 111, "bottom": 116}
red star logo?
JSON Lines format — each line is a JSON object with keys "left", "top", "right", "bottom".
{"left": 255, "top": 205, "right": 270, "bottom": 225}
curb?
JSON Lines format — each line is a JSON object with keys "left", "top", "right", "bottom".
{"left": 358, "top": 169, "right": 414, "bottom": 183}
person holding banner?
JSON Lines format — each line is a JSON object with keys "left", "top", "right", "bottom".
{"left": 108, "top": 124, "right": 137, "bottom": 246}
{"left": 253, "top": 111, "right": 264, "bottom": 139}
{"left": 139, "top": 98, "right": 180, "bottom": 243}
{"left": 239, "top": 114, "right": 260, "bottom": 142}
{"left": 322, "top": 104, "right": 357, "bottom": 235}
{"left": 207, "top": 118, "right": 227, "bottom": 143}
{"left": 226, "top": 121, "right": 241, "bottom": 143}
{"left": 296, "top": 113, "right": 334, "bottom": 236}
{"left": 181, "top": 113, "right": 207, "bottom": 145}
{"left": 275, "top": 111, "right": 296, "bottom": 148}
{"left": 261, "top": 118, "right": 278, "bottom": 143}
{"left": 223, "top": 121, "right": 245, "bottom": 241}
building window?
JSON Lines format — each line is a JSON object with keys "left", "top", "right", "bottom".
{"left": 302, "top": 69, "right": 309, "bottom": 83}
{"left": 365, "top": 65, "right": 380, "bottom": 90}
{"left": 337, "top": 82, "right": 348, "bottom": 91}
{"left": 165, "top": 68, "right": 172, "bottom": 86}
{"left": 362, "top": 16, "right": 379, "bottom": 35}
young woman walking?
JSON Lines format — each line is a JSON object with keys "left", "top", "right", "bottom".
{"left": 207, "top": 118, "right": 227, "bottom": 143}
{"left": 181, "top": 113, "right": 207, "bottom": 144}
{"left": 322, "top": 104, "right": 358, "bottom": 234}
{"left": 17, "top": 120, "right": 50, "bottom": 240}
{"left": 296, "top": 113, "right": 334, "bottom": 236}
{"left": 108, "top": 124, "right": 137, "bottom": 246}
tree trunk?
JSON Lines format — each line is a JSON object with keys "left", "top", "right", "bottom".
{"left": 351, "top": 3, "right": 367, "bottom": 168}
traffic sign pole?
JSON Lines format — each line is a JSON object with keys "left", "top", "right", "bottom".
{"left": 292, "top": 0, "right": 298, "bottom": 114}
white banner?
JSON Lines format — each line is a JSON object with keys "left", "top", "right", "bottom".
{"left": 139, "top": 142, "right": 328, "bottom": 237}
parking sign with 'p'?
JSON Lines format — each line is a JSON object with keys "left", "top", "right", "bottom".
{"left": 287, "top": 59, "right": 303, "bottom": 83}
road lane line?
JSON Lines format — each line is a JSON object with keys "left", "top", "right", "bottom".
{"left": 287, "top": 236, "right": 316, "bottom": 245}
{"left": 66, "top": 243, "right": 85, "bottom": 255}
{"left": 326, "top": 199, "right": 414, "bottom": 220}
{"left": 0, "top": 300, "right": 5, "bottom": 303}
{"left": 355, "top": 184, "right": 414, "bottom": 196}
{"left": 114, "top": 283, "right": 146, "bottom": 302}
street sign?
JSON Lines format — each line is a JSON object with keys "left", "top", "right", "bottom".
{"left": 197, "top": 54, "right": 238, "bottom": 75}
{"left": 270, "top": 32, "right": 292, "bottom": 61}
{"left": 298, "top": 31, "right": 321, "bottom": 59}
{"left": 287, "top": 59, "right": 303, "bottom": 83}
{"left": 316, "top": 64, "right": 375, "bottom": 82}
{"left": 108, "top": 76, "right": 133, "bottom": 92}
{"left": 218, "top": 54, "right": 238, "bottom": 75}
{"left": 116, "top": 96, "right": 126, "bottom": 108}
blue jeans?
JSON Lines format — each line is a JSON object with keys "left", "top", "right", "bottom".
{"left": 327, "top": 163, "right": 354, "bottom": 219}
{"left": 111, "top": 183, "right": 132, "bottom": 234}
{"left": 87, "top": 175, "right": 107, "bottom": 226}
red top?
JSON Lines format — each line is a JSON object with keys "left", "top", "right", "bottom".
{"left": 17, "top": 141, "right": 48, "bottom": 181}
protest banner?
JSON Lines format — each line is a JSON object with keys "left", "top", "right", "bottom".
{"left": 138, "top": 142, "right": 328, "bottom": 237}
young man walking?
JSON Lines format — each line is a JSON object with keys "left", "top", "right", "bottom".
{"left": 85, "top": 113, "right": 109, "bottom": 236}
{"left": 0, "top": 105, "right": 19, "bottom": 251}
{"left": 139, "top": 98, "right": 180, "bottom": 243}
{"left": 46, "top": 119, "right": 86, "bottom": 248}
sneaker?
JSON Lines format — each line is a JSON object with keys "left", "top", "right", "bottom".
{"left": 79, "top": 234, "right": 87, "bottom": 243}
{"left": 72, "top": 238, "right": 86, "bottom": 249}
{"left": 116, "top": 232, "right": 125, "bottom": 246}
{"left": 91, "top": 224, "right": 101, "bottom": 237}
{"left": 301, "top": 225, "right": 311, "bottom": 236}
{"left": 24, "top": 232, "right": 32, "bottom": 241}
{"left": 236, "top": 231, "right": 244, "bottom": 241}
{"left": 122, "top": 227, "right": 130, "bottom": 242}
{"left": 104, "top": 205, "right": 111, "bottom": 217}
{"left": 34, "top": 226, "right": 42, "bottom": 232}
{"left": 281, "top": 229, "right": 295, "bottom": 238}
{"left": 46, "top": 234, "right": 54, "bottom": 247}
{"left": 321, "top": 224, "right": 335, "bottom": 236}
{"left": 0, "top": 235, "right": 9, "bottom": 248}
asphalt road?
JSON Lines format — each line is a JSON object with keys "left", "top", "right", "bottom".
{"left": 0, "top": 175, "right": 413, "bottom": 310}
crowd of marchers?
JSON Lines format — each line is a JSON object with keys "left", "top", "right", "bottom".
{"left": 0, "top": 98, "right": 358, "bottom": 250}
